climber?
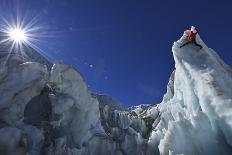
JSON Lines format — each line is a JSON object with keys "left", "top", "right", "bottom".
{"left": 180, "top": 26, "right": 203, "bottom": 49}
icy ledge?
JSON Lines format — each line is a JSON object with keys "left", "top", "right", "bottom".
{"left": 0, "top": 29, "right": 231, "bottom": 155}
{"left": 155, "top": 30, "right": 232, "bottom": 155}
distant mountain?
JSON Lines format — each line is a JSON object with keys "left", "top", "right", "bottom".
{"left": 0, "top": 29, "right": 232, "bottom": 155}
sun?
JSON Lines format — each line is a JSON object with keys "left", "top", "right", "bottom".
{"left": 0, "top": 15, "right": 47, "bottom": 57}
{"left": 0, "top": 16, "right": 34, "bottom": 50}
{"left": 0, "top": 14, "right": 55, "bottom": 59}
{"left": 8, "top": 27, "right": 28, "bottom": 43}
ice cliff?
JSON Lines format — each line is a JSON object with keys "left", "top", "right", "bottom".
{"left": 0, "top": 29, "right": 232, "bottom": 155}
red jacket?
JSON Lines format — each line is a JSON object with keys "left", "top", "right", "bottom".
{"left": 188, "top": 31, "right": 197, "bottom": 42}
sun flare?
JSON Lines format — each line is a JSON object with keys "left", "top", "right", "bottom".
{"left": 0, "top": 16, "right": 35, "bottom": 51}
{"left": 8, "top": 27, "right": 28, "bottom": 43}
{"left": 0, "top": 15, "right": 48, "bottom": 59}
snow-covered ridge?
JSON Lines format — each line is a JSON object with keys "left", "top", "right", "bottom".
{"left": 0, "top": 29, "right": 232, "bottom": 155}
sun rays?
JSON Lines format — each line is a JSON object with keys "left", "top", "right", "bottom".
{"left": 0, "top": 13, "right": 52, "bottom": 63}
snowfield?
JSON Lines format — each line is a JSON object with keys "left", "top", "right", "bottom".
{"left": 0, "top": 29, "right": 232, "bottom": 155}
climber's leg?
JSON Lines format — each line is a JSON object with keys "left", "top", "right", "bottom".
{"left": 193, "top": 41, "right": 203, "bottom": 49}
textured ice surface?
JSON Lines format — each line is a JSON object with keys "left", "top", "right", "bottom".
{"left": 0, "top": 29, "right": 231, "bottom": 155}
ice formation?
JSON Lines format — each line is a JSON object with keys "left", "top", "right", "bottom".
{"left": 0, "top": 29, "right": 231, "bottom": 155}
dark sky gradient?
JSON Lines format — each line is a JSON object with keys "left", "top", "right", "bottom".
{"left": 1, "top": 0, "right": 232, "bottom": 107}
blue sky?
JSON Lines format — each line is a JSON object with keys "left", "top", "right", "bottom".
{"left": 1, "top": 0, "right": 232, "bottom": 107}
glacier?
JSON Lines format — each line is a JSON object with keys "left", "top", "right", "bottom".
{"left": 0, "top": 29, "right": 232, "bottom": 155}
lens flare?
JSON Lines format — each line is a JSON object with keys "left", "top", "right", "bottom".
{"left": 0, "top": 16, "right": 37, "bottom": 51}
{"left": 9, "top": 27, "right": 28, "bottom": 43}
{"left": 0, "top": 14, "right": 53, "bottom": 62}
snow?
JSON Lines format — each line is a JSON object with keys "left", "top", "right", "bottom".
{"left": 154, "top": 30, "right": 232, "bottom": 155}
{"left": 0, "top": 127, "right": 22, "bottom": 152}
{"left": 50, "top": 62, "right": 100, "bottom": 148}
{"left": 0, "top": 28, "right": 232, "bottom": 155}
{"left": 0, "top": 62, "right": 48, "bottom": 126}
